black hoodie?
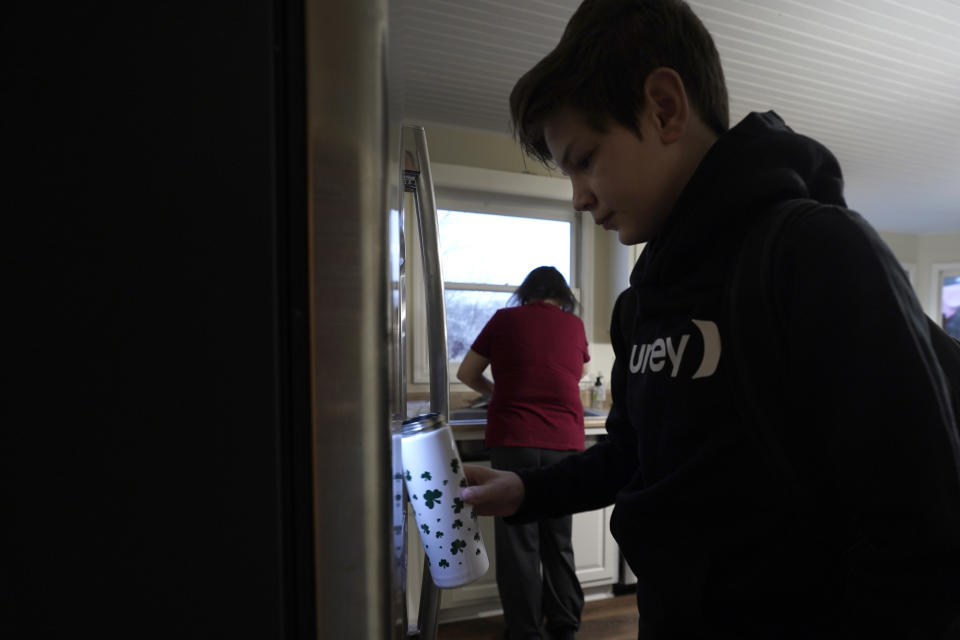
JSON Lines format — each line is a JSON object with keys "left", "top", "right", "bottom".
{"left": 511, "top": 112, "right": 960, "bottom": 638}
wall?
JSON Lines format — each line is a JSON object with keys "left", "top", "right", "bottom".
{"left": 413, "top": 121, "right": 560, "bottom": 179}
{"left": 878, "top": 231, "right": 918, "bottom": 263}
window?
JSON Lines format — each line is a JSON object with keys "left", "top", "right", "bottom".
{"left": 943, "top": 274, "right": 960, "bottom": 339}
{"left": 408, "top": 181, "right": 588, "bottom": 385}
{"left": 440, "top": 208, "right": 575, "bottom": 362}
{"left": 932, "top": 263, "right": 960, "bottom": 340}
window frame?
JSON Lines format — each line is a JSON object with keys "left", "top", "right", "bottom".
{"left": 930, "top": 262, "right": 960, "bottom": 336}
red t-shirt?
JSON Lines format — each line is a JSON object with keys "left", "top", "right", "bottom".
{"left": 471, "top": 301, "right": 590, "bottom": 451}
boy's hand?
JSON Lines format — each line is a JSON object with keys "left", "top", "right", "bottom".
{"left": 460, "top": 464, "right": 525, "bottom": 517}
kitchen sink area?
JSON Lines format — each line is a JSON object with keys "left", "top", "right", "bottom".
{"left": 448, "top": 408, "right": 490, "bottom": 421}
{"left": 449, "top": 407, "right": 608, "bottom": 421}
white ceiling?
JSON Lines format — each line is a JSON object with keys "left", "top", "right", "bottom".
{"left": 389, "top": 0, "right": 960, "bottom": 234}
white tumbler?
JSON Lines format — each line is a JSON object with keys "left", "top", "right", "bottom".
{"left": 401, "top": 413, "right": 489, "bottom": 588}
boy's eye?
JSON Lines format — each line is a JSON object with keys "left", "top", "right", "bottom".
{"left": 577, "top": 151, "right": 594, "bottom": 170}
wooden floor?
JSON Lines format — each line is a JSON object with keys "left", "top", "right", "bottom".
{"left": 437, "top": 593, "right": 639, "bottom": 640}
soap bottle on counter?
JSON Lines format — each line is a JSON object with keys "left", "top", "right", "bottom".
{"left": 591, "top": 374, "right": 606, "bottom": 409}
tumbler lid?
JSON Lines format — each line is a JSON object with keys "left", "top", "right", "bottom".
{"left": 401, "top": 412, "right": 446, "bottom": 437}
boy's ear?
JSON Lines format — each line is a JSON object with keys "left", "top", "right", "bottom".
{"left": 642, "top": 67, "right": 689, "bottom": 144}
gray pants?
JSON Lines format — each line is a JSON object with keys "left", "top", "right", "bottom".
{"left": 490, "top": 447, "right": 584, "bottom": 640}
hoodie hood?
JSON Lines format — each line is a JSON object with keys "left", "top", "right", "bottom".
{"left": 632, "top": 111, "right": 845, "bottom": 291}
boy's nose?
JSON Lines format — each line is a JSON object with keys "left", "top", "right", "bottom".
{"left": 571, "top": 180, "right": 595, "bottom": 213}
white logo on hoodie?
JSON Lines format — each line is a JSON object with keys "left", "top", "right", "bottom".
{"left": 629, "top": 319, "right": 721, "bottom": 379}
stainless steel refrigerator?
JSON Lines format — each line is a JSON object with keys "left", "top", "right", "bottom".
{"left": 311, "top": 0, "right": 451, "bottom": 638}
{"left": 8, "top": 0, "right": 442, "bottom": 638}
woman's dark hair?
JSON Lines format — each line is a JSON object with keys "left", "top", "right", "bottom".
{"left": 510, "top": 266, "right": 579, "bottom": 313}
{"left": 510, "top": 0, "right": 729, "bottom": 165}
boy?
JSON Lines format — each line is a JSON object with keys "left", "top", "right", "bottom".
{"left": 461, "top": 0, "right": 960, "bottom": 638}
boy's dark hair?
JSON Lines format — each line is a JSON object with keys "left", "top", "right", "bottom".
{"left": 510, "top": 0, "right": 729, "bottom": 165}
{"left": 510, "top": 266, "right": 580, "bottom": 314}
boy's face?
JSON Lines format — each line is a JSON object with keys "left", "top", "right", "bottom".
{"left": 543, "top": 105, "right": 689, "bottom": 245}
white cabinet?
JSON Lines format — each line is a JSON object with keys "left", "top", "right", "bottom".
{"left": 571, "top": 503, "right": 619, "bottom": 586}
{"left": 426, "top": 460, "right": 620, "bottom": 623}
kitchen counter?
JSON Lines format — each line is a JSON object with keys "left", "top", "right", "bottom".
{"left": 448, "top": 410, "right": 608, "bottom": 441}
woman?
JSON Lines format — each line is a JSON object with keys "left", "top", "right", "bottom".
{"left": 456, "top": 266, "right": 589, "bottom": 640}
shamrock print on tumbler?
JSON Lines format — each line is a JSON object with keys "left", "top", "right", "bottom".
{"left": 401, "top": 414, "right": 489, "bottom": 588}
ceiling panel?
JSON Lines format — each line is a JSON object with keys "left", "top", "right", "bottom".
{"left": 390, "top": 0, "right": 960, "bottom": 233}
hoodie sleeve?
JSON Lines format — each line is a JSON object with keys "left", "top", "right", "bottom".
{"left": 772, "top": 206, "right": 960, "bottom": 630}
{"left": 508, "top": 289, "right": 640, "bottom": 522}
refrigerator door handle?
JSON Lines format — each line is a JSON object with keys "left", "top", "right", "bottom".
{"left": 402, "top": 124, "right": 448, "bottom": 640}
{"left": 404, "top": 125, "right": 450, "bottom": 418}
